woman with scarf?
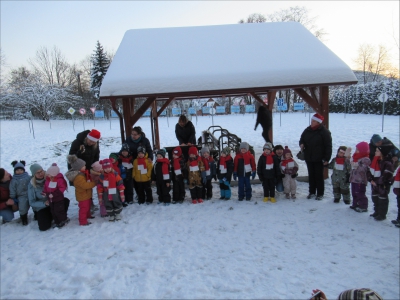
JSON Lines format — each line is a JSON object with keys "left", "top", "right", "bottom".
{"left": 299, "top": 113, "right": 332, "bottom": 201}
{"left": 126, "top": 126, "right": 153, "bottom": 161}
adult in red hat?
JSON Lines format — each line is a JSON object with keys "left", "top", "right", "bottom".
{"left": 68, "top": 129, "right": 101, "bottom": 171}
{"left": 299, "top": 113, "right": 332, "bottom": 200}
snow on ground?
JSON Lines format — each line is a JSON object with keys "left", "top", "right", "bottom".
{"left": 0, "top": 113, "right": 399, "bottom": 299}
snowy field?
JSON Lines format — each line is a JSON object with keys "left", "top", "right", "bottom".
{"left": 0, "top": 112, "right": 399, "bottom": 299}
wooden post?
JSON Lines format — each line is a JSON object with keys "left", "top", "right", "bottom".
{"left": 152, "top": 101, "right": 160, "bottom": 150}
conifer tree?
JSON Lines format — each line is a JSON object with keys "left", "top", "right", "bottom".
{"left": 90, "top": 41, "right": 110, "bottom": 99}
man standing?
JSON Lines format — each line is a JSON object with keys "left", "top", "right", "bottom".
{"left": 299, "top": 113, "right": 332, "bottom": 200}
{"left": 68, "top": 129, "right": 101, "bottom": 170}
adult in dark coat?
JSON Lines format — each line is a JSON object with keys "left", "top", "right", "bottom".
{"left": 126, "top": 126, "right": 153, "bottom": 161}
{"left": 175, "top": 115, "right": 196, "bottom": 146}
{"left": 299, "top": 113, "right": 332, "bottom": 200}
{"left": 68, "top": 129, "right": 101, "bottom": 170}
{"left": 254, "top": 106, "right": 273, "bottom": 144}
{"left": 369, "top": 134, "right": 399, "bottom": 169}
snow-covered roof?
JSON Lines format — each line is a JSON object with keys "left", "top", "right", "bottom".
{"left": 100, "top": 22, "right": 357, "bottom": 98}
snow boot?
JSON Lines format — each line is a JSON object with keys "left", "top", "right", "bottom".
{"left": 285, "top": 194, "right": 290, "bottom": 199}
{"left": 197, "top": 199, "right": 204, "bottom": 203}
{"left": 333, "top": 198, "right": 340, "bottom": 203}
{"left": 307, "top": 194, "right": 316, "bottom": 199}
{"left": 115, "top": 214, "right": 121, "bottom": 221}
{"left": 270, "top": 197, "right": 276, "bottom": 203}
{"left": 192, "top": 200, "right": 198, "bottom": 204}
{"left": 291, "top": 194, "right": 296, "bottom": 199}
{"left": 20, "top": 213, "right": 28, "bottom": 226}
{"left": 109, "top": 215, "right": 115, "bottom": 222}
{"left": 263, "top": 197, "right": 269, "bottom": 202}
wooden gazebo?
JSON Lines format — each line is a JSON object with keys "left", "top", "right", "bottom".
{"left": 99, "top": 22, "right": 357, "bottom": 149}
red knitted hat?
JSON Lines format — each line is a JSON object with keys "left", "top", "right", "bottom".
{"left": 100, "top": 159, "right": 112, "bottom": 168}
{"left": 87, "top": 129, "right": 101, "bottom": 142}
{"left": 356, "top": 142, "right": 369, "bottom": 154}
{"left": 173, "top": 146, "right": 182, "bottom": 157}
{"left": 188, "top": 146, "right": 198, "bottom": 156}
{"left": 311, "top": 113, "right": 324, "bottom": 123}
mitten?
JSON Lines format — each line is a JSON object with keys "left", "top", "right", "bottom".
{"left": 233, "top": 172, "right": 237, "bottom": 181}
{"left": 291, "top": 173, "right": 298, "bottom": 178}
{"left": 201, "top": 171, "right": 207, "bottom": 184}
{"left": 251, "top": 171, "right": 256, "bottom": 180}
{"left": 344, "top": 147, "right": 352, "bottom": 158}
{"left": 281, "top": 173, "right": 286, "bottom": 179}
{"left": 120, "top": 191, "right": 125, "bottom": 202}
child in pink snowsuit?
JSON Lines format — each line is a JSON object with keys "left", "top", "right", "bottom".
{"left": 43, "top": 163, "right": 69, "bottom": 228}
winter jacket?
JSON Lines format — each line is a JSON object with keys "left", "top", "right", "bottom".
{"left": 299, "top": 124, "right": 332, "bottom": 163}
{"left": 43, "top": 173, "right": 68, "bottom": 203}
{"left": 125, "top": 135, "right": 153, "bottom": 161}
{"left": 393, "top": 168, "right": 400, "bottom": 196}
{"left": 0, "top": 179, "right": 11, "bottom": 211}
{"left": 328, "top": 157, "right": 351, "bottom": 184}
{"left": 9, "top": 172, "right": 31, "bottom": 204}
{"left": 369, "top": 157, "right": 394, "bottom": 197}
{"left": 280, "top": 159, "right": 299, "bottom": 176}
{"left": 349, "top": 157, "right": 371, "bottom": 185}
{"left": 69, "top": 130, "right": 100, "bottom": 170}
{"left": 171, "top": 157, "right": 188, "bottom": 182}
{"left": 234, "top": 152, "right": 256, "bottom": 177}
{"left": 254, "top": 106, "right": 272, "bottom": 131}
{"left": 175, "top": 121, "right": 196, "bottom": 145}
{"left": 132, "top": 159, "right": 153, "bottom": 182}
{"left": 97, "top": 171, "right": 125, "bottom": 202}
{"left": 65, "top": 170, "right": 96, "bottom": 201}
{"left": 28, "top": 177, "right": 47, "bottom": 212}
{"left": 201, "top": 157, "right": 217, "bottom": 180}
{"left": 217, "top": 156, "right": 234, "bottom": 181}
{"left": 152, "top": 160, "right": 171, "bottom": 185}
{"left": 186, "top": 157, "right": 205, "bottom": 188}
{"left": 257, "top": 154, "right": 281, "bottom": 181}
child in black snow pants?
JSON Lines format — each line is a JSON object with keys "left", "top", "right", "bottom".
{"left": 217, "top": 147, "right": 234, "bottom": 200}
{"left": 257, "top": 142, "right": 280, "bottom": 203}
{"left": 200, "top": 147, "right": 216, "bottom": 200}
{"left": 171, "top": 146, "right": 187, "bottom": 204}
{"left": 152, "top": 149, "right": 171, "bottom": 206}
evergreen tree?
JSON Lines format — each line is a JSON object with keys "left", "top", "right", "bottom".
{"left": 90, "top": 41, "right": 110, "bottom": 99}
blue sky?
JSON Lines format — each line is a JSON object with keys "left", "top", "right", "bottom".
{"left": 1, "top": 1, "right": 399, "bottom": 72}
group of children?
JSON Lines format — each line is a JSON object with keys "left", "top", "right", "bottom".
{"left": 7, "top": 137, "right": 399, "bottom": 228}
{"left": 327, "top": 141, "right": 398, "bottom": 223}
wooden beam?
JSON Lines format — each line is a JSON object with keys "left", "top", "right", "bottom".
{"left": 250, "top": 92, "right": 267, "bottom": 107}
{"left": 152, "top": 102, "right": 160, "bottom": 150}
{"left": 110, "top": 97, "right": 125, "bottom": 143}
{"left": 319, "top": 86, "right": 329, "bottom": 129}
{"left": 129, "top": 96, "right": 157, "bottom": 128}
{"left": 293, "top": 88, "right": 321, "bottom": 113}
{"left": 309, "top": 87, "right": 319, "bottom": 102}
{"left": 157, "top": 96, "right": 175, "bottom": 117}
{"left": 267, "top": 91, "right": 277, "bottom": 112}
{"left": 122, "top": 97, "right": 133, "bottom": 141}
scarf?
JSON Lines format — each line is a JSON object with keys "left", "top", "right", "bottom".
{"left": 12, "top": 172, "right": 29, "bottom": 180}
{"left": 137, "top": 157, "right": 147, "bottom": 174}
{"left": 369, "top": 156, "right": 381, "bottom": 178}
{"left": 173, "top": 157, "right": 182, "bottom": 175}
{"left": 281, "top": 158, "right": 295, "bottom": 171}
{"left": 120, "top": 155, "right": 133, "bottom": 169}
{"left": 84, "top": 170, "right": 92, "bottom": 182}
{"left": 219, "top": 155, "right": 232, "bottom": 174}
{"left": 157, "top": 158, "right": 170, "bottom": 180}
{"left": 335, "top": 157, "right": 345, "bottom": 170}
{"left": 393, "top": 168, "right": 400, "bottom": 190}
{"left": 202, "top": 156, "right": 214, "bottom": 176}
{"left": 262, "top": 152, "right": 274, "bottom": 169}
{"left": 189, "top": 156, "right": 202, "bottom": 172}
{"left": 352, "top": 152, "right": 368, "bottom": 163}
{"left": 102, "top": 171, "right": 117, "bottom": 201}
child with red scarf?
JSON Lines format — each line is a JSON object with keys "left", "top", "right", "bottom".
{"left": 97, "top": 159, "right": 125, "bottom": 222}
{"left": 349, "top": 142, "right": 371, "bottom": 212}
{"left": 392, "top": 167, "right": 400, "bottom": 227}
{"left": 280, "top": 146, "right": 299, "bottom": 200}
{"left": 90, "top": 161, "right": 107, "bottom": 217}
{"left": 171, "top": 146, "right": 187, "bottom": 204}
{"left": 118, "top": 143, "right": 134, "bottom": 205}
{"left": 186, "top": 146, "right": 205, "bottom": 204}
{"left": 65, "top": 155, "right": 96, "bottom": 226}
{"left": 257, "top": 142, "right": 280, "bottom": 202}
{"left": 152, "top": 148, "right": 171, "bottom": 205}
{"left": 328, "top": 146, "right": 352, "bottom": 204}
{"left": 217, "top": 147, "right": 234, "bottom": 200}
{"left": 132, "top": 146, "right": 153, "bottom": 205}
{"left": 234, "top": 142, "right": 256, "bottom": 201}
{"left": 43, "top": 163, "right": 69, "bottom": 228}
{"left": 368, "top": 146, "right": 394, "bottom": 221}
{"left": 109, "top": 153, "right": 122, "bottom": 176}
{"left": 200, "top": 147, "right": 217, "bottom": 200}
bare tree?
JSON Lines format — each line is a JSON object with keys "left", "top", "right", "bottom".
{"left": 239, "top": 13, "right": 266, "bottom": 23}
{"left": 354, "top": 44, "right": 375, "bottom": 84}
{"left": 29, "top": 46, "right": 77, "bottom": 88}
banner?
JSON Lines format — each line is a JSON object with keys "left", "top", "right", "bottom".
{"left": 216, "top": 106, "right": 225, "bottom": 114}
{"left": 110, "top": 111, "right": 119, "bottom": 118}
{"left": 245, "top": 105, "right": 255, "bottom": 113}
{"left": 230, "top": 105, "right": 240, "bottom": 113}
{"left": 202, "top": 107, "right": 210, "bottom": 114}
{"left": 172, "top": 108, "right": 181, "bottom": 115}
{"left": 94, "top": 110, "right": 105, "bottom": 118}
{"left": 188, "top": 107, "right": 196, "bottom": 115}
{"left": 294, "top": 103, "right": 305, "bottom": 110}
